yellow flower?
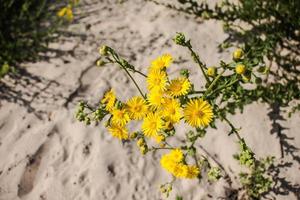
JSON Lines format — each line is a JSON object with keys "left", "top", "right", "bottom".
{"left": 65, "top": 7, "right": 74, "bottom": 21}
{"left": 150, "top": 54, "right": 173, "bottom": 71}
{"left": 172, "top": 164, "right": 188, "bottom": 178}
{"left": 184, "top": 99, "right": 213, "bottom": 127}
{"left": 108, "top": 123, "right": 129, "bottom": 140}
{"left": 57, "top": 7, "right": 67, "bottom": 17}
{"left": 235, "top": 63, "right": 246, "bottom": 75}
{"left": 160, "top": 149, "right": 199, "bottom": 179}
{"left": 162, "top": 98, "right": 182, "bottom": 124}
{"left": 233, "top": 48, "right": 244, "bottom": 60}
{"left": 125, "top": 96, "right": 148, "bottom": 120}
{"left": 111, "top": 108, "right": 130, "bottom": 126}
{"left": 147, "top": 69, "right": 167, "bottom": 92}
{"left": 160, "top": 154, "right": 176, "bottom": 172}
{"left": 57, "top": 5, "right": 73, "bottom": 21}
{"left": 167, "top": 77, "right": 191, "bottom": 97}
{"left": 101, "top": 89, "right": 116, "bottom": 112}
{"left": 147, "top": 89, "right": 166, "bottom": 109}
{"left": 142, "top": 112, "right": 163, "bottom": 137}
{"left": 169, "top": 149, "right": 184, "bottom": 163}
{"left": 185, "top": 165, "right": 200, "bottom": 179}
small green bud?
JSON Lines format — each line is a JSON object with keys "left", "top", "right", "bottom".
{"left": 140, "top": 146, "right": 148, "bottom": 155}
{"left": 173, "top": 32, "right": 186, "bottom": 46}
{"left": 0, "top": 63, "right": 10, "bottom": 77}
{"left": 255, "top": 77, "right": 262, "bottom": 84}
{"left": 166, "top": 185, "right": 172, "bottom": 192}
{"left": 257, "top": 66, "right": 269, "bottom": 74}
{"left": 99, "top": 45, "right": 109, "bottom": 56}
{"left": 201, "top": 11, "right": 211, "bottom": 19}
{"left": 242, "top": 73, "right": 251, "bottom": 83}
{"left": 137, "top": 138, "right": 145, "bottom": 147}
{"left": 180, "top": 69, "right": 190, "bottom": 78}
{"left": 85, "top": 117, "right": 91, "bottom": 125}
{"left": 130, "top": 132, "right": 138, "bottom": 139}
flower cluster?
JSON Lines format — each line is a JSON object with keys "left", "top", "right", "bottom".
{"left": 160, "top": 149, "right": 199, "bottom": 179}
{"left": 94, "top": 51, "right": 215, "bottom": 179}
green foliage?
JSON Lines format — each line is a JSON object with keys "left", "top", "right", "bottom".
{"left": 239, "top": 157, "right": 274, "bottom": 199}
{"left": 148, "top": 0, "right": 300, "bottom": 115}
{"left": 207, "top": 167, "right": 222, "bottom": 181}
{"left": 0, "top": 0, "right": 71, "bottom": 77}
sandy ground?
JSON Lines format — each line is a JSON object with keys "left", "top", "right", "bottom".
{"left": 0, "top": 0, "right": 299, "bottom": 199}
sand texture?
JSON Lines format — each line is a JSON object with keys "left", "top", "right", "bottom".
{"left": 0, "top": 0, "right": 299, "bottom": 199}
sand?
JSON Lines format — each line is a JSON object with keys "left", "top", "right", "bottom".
{"left": 0, "top": 0, "right": 299, "bottom": 199}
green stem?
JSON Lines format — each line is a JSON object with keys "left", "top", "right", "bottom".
{"left": 187, "top": 45, "right": 210, "bottom": 84}
{"left": 121, "top": 64, "right": 146, "bottom": 99}
{"left": 222, "top": 115, "right": 242, "bottom": 141}
{"left": 150, "top": 147, "right": 174, "bottom": 151}
{"left": 207, "top": 79, "right": 239, "bottom": 97}
{"left": 203, "top": 70, "right": 225, "bottom": 97}
{"left": 130, "top": 68, "right": 147, "bottom": 77}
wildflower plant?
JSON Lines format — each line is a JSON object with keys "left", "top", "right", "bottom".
{"left": 76, "top": 33, "right": 274, "bottom": 199}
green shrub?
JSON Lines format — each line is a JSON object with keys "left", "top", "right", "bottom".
{"left": 0, "top": 0, "right": 73, "bottom": 78}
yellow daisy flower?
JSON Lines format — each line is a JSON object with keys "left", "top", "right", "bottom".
{"left": 147, "top": 89, "right": 166, "bottom": 109}
{"left": 108, "top": 123, "right": 129, "bottom": 140}
{"left": 169, "top": 149, "right": 184, "bottom": 163}
{"left": 160, "top": 149, "right": 200, "bottom": 179}
{"left": 162, "top": 98, "right": 182, "bottom": 124}
{"left": 185, "top": 165, "right": 200, "bottom": 179}
{"left": 160, "top": 154, "right": 177, "bottom": 172}
{"left": 101, "top": 89, "right": 116, "bottom": 112}
{"left": 184, "top": 99, "right": 213, "bottom": 127}
{"left": 167, "top": 77, "right": 191, "bottom": 97}
{"left": 125, "top": 96, "right": 148, "bottom": 120}
{"left": 172, "top": 164, "right": 189, "bottom": 178}
{"left": 142, "top": 112, "right": 163, "bottom": 137}
{"left": 147, "top": 69, "right": 167, "bottom": 92}
{"left": 111, "top": 108, "right": 130, "bottom": 126}
{"left": 150, "top": 54, "right": 173, "bottom": 71}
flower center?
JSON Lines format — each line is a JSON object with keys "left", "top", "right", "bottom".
{"left": 197, "top": 110, "right": 204, "bottom": 117}
{"left": 133, "top": 105, "right": 142, "bottom": 112}
{"left": 172, "top": 82, "right": 182, "bottom": 92}
{"left": 150, "top": 121, "right": 157, "bottom": 129}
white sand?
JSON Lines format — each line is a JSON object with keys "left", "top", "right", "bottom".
{"left": 0, "top": 0, "right": 299, "bottom": 199}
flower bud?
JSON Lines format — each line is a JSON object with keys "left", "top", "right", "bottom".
{"left": 180, "top": 69, "right": 190, "bottom": 78}
{"left": 206, "top": 67, "right": 217, "bottom": 77}
{"left": 99, "top": 45, "right": 109, "bottom": 56}
{"left": 233, "top": 48, "right": 244, "bottom": 60}
{"left": 137, "top": 138, "right": 145, "bottom": 147}
{"left": 235, "top": 64, "right": 246, "bottom": 75}
{"left": 242, "top": 74, "right": 251, "bottom": 82}
{"left": 130, "top": 132, "right": 138, "bottom": 139}
{"left": 140, "top": 146, "right": 148, "bottom": 155}
{"left": 173, "top": 33, "right": 186, "bottom": 46}
{"left": 84, "top": 117, "right": 91, "bottom": 125}
{"left": 96, "top": 59, "right": 106, "bottom": 67}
